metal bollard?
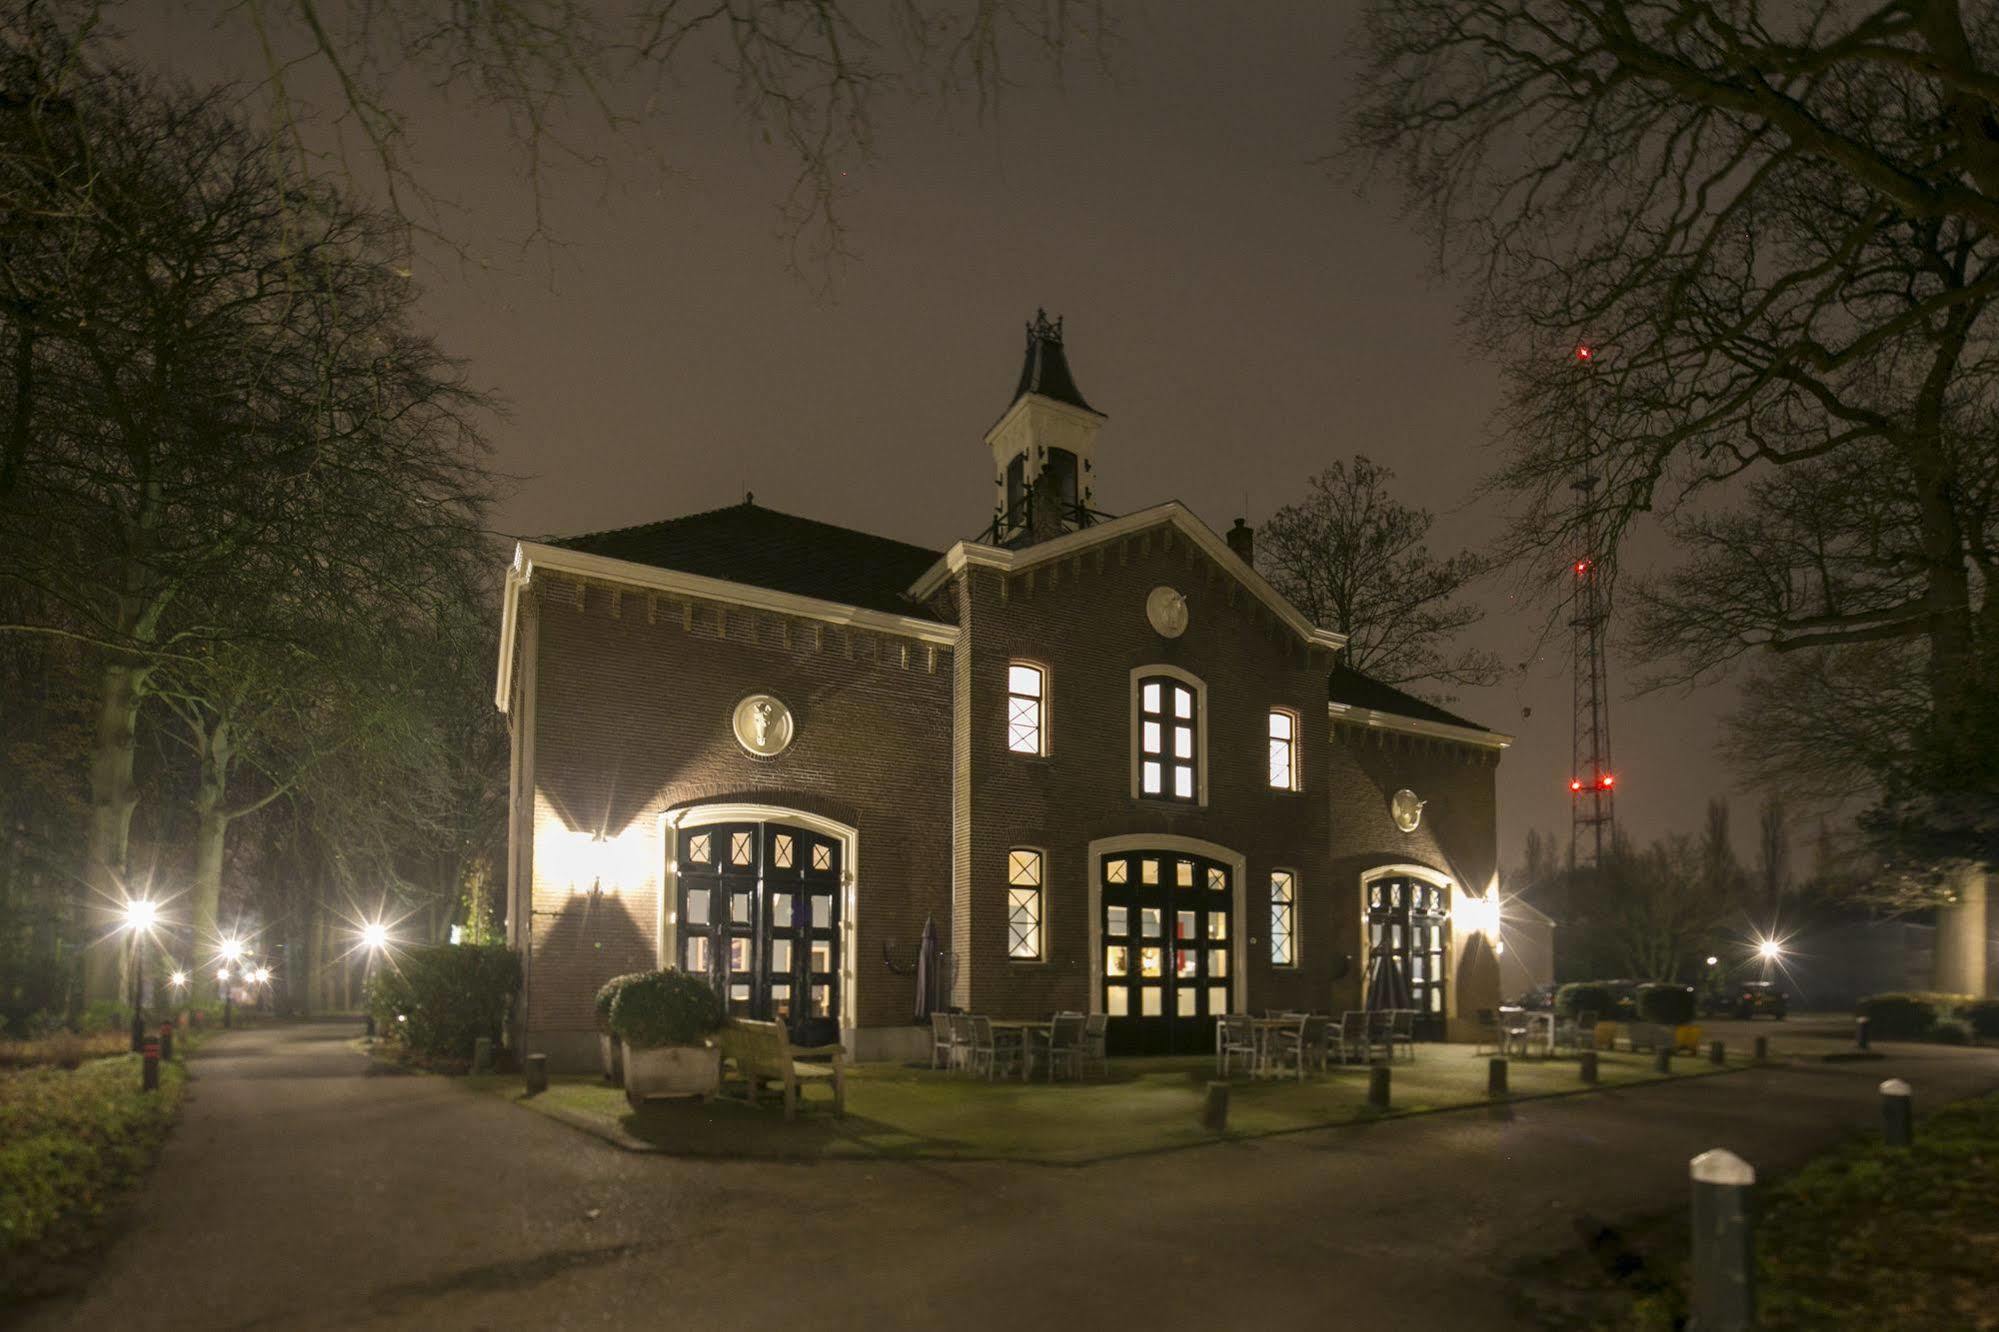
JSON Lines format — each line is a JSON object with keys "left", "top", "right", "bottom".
{"left": 1487, "top": 1056, "right": 1508, "bottom": 1097}
{"left": 472, "top": 1036, "right": 493, "bottom": 1074}
{"left": 141, "top": 1037, "right": 161, "bottom": 1092}
{"left": 1655, "top": 1044, "right": 1672, "bottom": 1074}
{"left": 1579, "top": 1050, "right": 1599, "bottom": 1084}
{"left": 1709, "top": 1039, "right": 1725, "bottom": 1066}
{"left": 1689, "top": 1148, "right": 1756, "bottom": 1331}
{"left": 1855, "top": 1015, "right": 1870, "bottom": 1050}
{"left": 525, "top": 1053, "right": 550, "bottom": 1095}
{"left": 1368, "top": 1064, "right": 1391, "bottom": 1109}
{"left": 1753, "top": 1035, "right": 1768, "bottom": 1062}
{"left": 1880, "top": 1079, "right": 1913, "bottom": 1147}
{"left": 1201, "top": 1081, "right": 1230, "bottom": 1132}
{"left": 158, "top": 1022, "right": 174, "bottom": 1062}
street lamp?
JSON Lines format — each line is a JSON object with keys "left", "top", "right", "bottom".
{"left": 123, "top": 899, "right": 159, "bottom": 1052}
{"left": 219, "top": 938, "right": 245, "bottom": 1027}
{"left": 1757, "top": 938, "right": 1783, "bottom": 962}
{"left": 360, "top": 922, "right": 390, "bottom": 1039}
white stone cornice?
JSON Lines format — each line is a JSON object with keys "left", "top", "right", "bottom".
{"left": 907, "top": 502, "right": 1347, "bottom": 654}
{"left": 1327, "top": 700, "right": 1513, "bottom": 751}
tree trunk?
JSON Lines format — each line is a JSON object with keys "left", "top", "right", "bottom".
{"left": 83, "top": 657, "right": 144, "bottom": 1003}
{"left": 187, "top": 717, "right": 232, "bottom": 1006}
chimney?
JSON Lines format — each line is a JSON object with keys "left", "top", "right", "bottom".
{"left": 1226, "top": 517, "right": 1254, "bottom": 565}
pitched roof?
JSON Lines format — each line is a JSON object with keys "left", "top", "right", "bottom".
{"left": 1327, "top": 663, "right": 1490, "bottom": 733}
{"left": 1012, "top": 310, "right": 1098, "bottom": 414}
{"left": 547, "top": 500, "right": 948, "bottom": 622}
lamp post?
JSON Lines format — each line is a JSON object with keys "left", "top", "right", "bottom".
{"left": 219, "top": 938, "right": 244, "bottom": 1028}
{"left": 123, "top": 899, "right": 158, "bottom": 1052}
{"left": 361, "top": 922, "right": 389, "bottom": 1039}
{"left": 216, "top": 968, "right": 233, "bottom": 1029}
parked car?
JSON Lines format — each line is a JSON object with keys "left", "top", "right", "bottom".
{"left": 1733, "top": 981, "right": 1789, "bottom": 1020}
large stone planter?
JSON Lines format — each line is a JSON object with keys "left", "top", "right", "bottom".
{"left": 599, "top": 1033, "right": 623, "bottom": 1085}
{"left": 622, "top": 1040, "right": 719, "bottom": 1106}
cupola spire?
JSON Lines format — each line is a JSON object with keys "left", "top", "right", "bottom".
{"left": 986, "top": 310, "right": 1106, "bottom": 547}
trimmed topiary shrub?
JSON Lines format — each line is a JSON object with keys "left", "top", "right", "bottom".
{"left": 366, "top": 943, "right": 522, "bottom": 1065}
{"left": 594, "top": 973, "right": 647, "bottom": 1035}
{"left": 1966, "top": 1000, "right": 1999, "bottom": 1040}
{"left": 1857, "top": 993, "right": 1937, "bottom": 1039}
{"left": 610, "top": 969, "right": 721, "bottom": 1049}
{"left": 1556, "top": 982, "right": 1621, "bottom": 1019}
{"left": 1636, "top": 983, "right": 1696, "bottom": 1026}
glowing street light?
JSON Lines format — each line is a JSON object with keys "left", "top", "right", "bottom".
{"left": 362, "top": 922, "right": 389, "bottom": 952}
{"left": 220, "top": 936, "right": 244, "bottom": 963}
{"left": 1706, "top": 956, "right": 1719, "bottom": 968}
{"left": 122, "top": 899, "right": 160, "bottom": 1052}
{"left": 1757, "top": 938, "right": 1783, "bottom": 962}
{"left": 170, "top": 970, "right": 189, "bottom": 990}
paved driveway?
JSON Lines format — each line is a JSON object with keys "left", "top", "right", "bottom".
{"left": 18, "top": 1021, "right": 1999, "bottom": 1331}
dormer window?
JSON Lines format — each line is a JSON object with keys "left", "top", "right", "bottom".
{"left": 1007, "top": 663, "right": 1046, "bottom": 755}
{"left": 1136, "top": 672, "right": 1200, "bottom": 802}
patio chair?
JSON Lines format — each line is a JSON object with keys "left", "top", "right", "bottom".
{"left": 1388, "top": 1009, "right": 1417, "bottom": 1062}
{"left": 1268, "top": 1014, "right": 1330, "bottom": 1080}
{"left": 1472, "top": 1009, "right": 1500, "bottom": 1056}
{"left": 1030, "top": 1012, "right": 1087, "bottom": 1082}
{"left": 1556, "top": 1009, "right": 1598, "bottom": 1055}
{"left": 948, "top": 1013, "right": 976, "bottom": 1073}
{"left": 966, "top": 1015, "right": 1024, "bottom": 1081}
{"left": 929, "top": 1012, "right": 955, "bottom": 1070}
{"left": 1217, "top": 1015, "right": 1258, "bottom": 1077}
{"left": 1080, "top": 1013, "right": 1109, "bottom": 1080}
{"left": 1334, "top": 1011, "right": 1371, "bottom": 1064}
{"left": 1502, "top": 1010, "right": 1534, "bottom": 1057}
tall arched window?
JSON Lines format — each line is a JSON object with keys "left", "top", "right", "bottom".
{"left": 1136, "top": 674, "right": 1199, "bottom": 802}
{"left": 1007, "top": 663, "right": 1046, "bottom": 755}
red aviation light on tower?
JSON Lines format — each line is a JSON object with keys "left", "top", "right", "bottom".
{"left": 1598, "top": 774, "right": 1615, "bottom": 790}
{"left": 1569, "top": 778, "right": 1583, "bottom": 793}
{"left": 1575, "top": 343, "right": 1594, "bottom": 363}
{"left": 1575, "top": 559, "right": 1589, "bottom": 575}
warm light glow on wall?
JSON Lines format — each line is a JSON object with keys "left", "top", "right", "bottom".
{"left": 1460, "top": 892, "right": 1502, "bottom": 943}
{"left": 536, "top": 819, "right": 651, "bottom": 895}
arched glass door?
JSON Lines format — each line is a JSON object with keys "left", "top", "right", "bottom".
{"left": 1101, "top": 851, "right": 1232, "bottom": 1055}
{"left": 676, "top": 821, "right": 842, "bottom": 1046}
{"left": 1366, "top": 876, "right": 1449, "bottom": 1040}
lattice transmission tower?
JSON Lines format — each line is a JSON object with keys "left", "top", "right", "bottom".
{"left": 1568, "top": 344, "right": 1615, "bottom": 870}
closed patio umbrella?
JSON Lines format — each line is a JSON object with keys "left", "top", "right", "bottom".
{"left": 1365, "top": 951, "right": 1412, "bottom": 1011}
{"left": 915, "top": 915, "right": 939, "bottom": 1021}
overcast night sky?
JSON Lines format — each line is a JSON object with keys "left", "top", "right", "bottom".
{"left": 146, "top": 2, "right": 1745, "bottom": 874}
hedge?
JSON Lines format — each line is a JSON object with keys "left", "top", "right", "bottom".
{"left": 367, "top": 943, "right": 522, "bottom": 1064}
{"left": 1967, "top": 1000, "right": 1999, "bottom": 1040}
{"left": 594, "top": 973, "right": 648, "bottom": 1035}
{"left": 610, "top": 969, "right": 721, "bottom": 1049}
{"left": 1857, "top": 993, "right": 1940, "bottom": 1039}
{"left": 1636, "top": 983, "right": 1696, "bottom": 1026}
{"left": 1556, "top": 982, "right": 1623, "bottom": 1019}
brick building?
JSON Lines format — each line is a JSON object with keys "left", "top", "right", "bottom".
{"left": 496, "top": 314, "right": 1514, "bottom": 1068}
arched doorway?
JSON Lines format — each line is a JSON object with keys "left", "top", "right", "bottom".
{"left": 1362, "top": 868, "right": 1452, "bottom": 1041}
{"left": 1089, "top": 835, "right": 1248, "bottom": 1056}
{"left": 664, "top": 806, "right": 856, "bottom": 1048}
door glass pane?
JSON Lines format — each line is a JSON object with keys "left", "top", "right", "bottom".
{"left": 688, "top": 832, "right": 711, "bottom": 865}
{"left": 684, "top": 937, "right": 709, "bottom": 972}
{"left": 812, "top": 896, "right": 832, "bottom": 928}
{"left": 1177, "top": 989, "right": 1197, "bottom": 1017}
{"left": 1140, "top": 947, "right": 1163, "bottom": 977}
{"left": 1209, "top": 986, "right": 1228, "bottom": 1014}
{"left": 1141, "top": 908, "right": 1161, "bottom": 937}
{"left": 1209, "top": 948, "right": 1227, "bottom": 978}
{"left": 1142, "top": 720, "right": 1161, "bottom": 753}
{"left": 813, "top": 984, "right": 831, "bottom": 1017}
{"left": 810, "top": 940, "right": 832, "bottom": 973}
{"left": 731, "top": 832, "right": 754, "bottom": 866}
{"left": 1142, "top": 859, "right": 1160, "bottom": 884}
{"left": 1105, "top": 946, "right": 1129, "bottom": 977}
{"left": 1142, "top": 989, "right": 1162, "bottom": 1016}
{"left": 1174, "top": 686, "right": 1192, "bottom": 719}
{"left": 770, "top": 940, "right": 792, "bottom": 973}
{"left": 729, "top": 938, "right": 751, "bottom": 973}
{"left": 1176, "top": 910, "right": 1196, "bottom": 940}
{"left": 731, "top": 892, "right": 751, "bottom": 924}
{"left": 1174, "top": 766, "right": 1194, "bottom": 800}
{"left": 1176, "top": 861, "right": 1194, "bottom": 888}
{"left": 1209, "top": 911, "right": 1227, "bottom": 940}
{"left": 770, "top": 983, "right": 791, "bottom": 1018}
{"left": 1208, "top": 866, "right": 1226, "bottom": 892}
{"left": 1142, "top": 682, "right": 1160, "bottom": 712}
{"left": 730, "top": 984, "right": 751, "bottom": 1007}
{"left": 1107, "top": 905, "right": 1128, "bottom": 936}
{"left": 811, "top": 844, "right": 833, "bottom": 871}
{"left": 685, "top": 889, "right": 709, "bottom": 925}
{"left": 1174, "top": 726, "right": 1193, "bottom": 759}
{"left": 1106, "top": 859, "right": 1128, "bottom": 884}
{"left": 1107, "top": 988, "right": 1129, "bottom": 1016}
{"left": 1175, "top": 949, "right": 1197, "bottom": 978}
{"left": 1142, "top": 761, "right": 1162, "bottom": 794}
{"left": 772, "top": 895, "right": 793, "bottom": 928}
{"left": 773, "top": 834, "right": 794, "bottom": 868}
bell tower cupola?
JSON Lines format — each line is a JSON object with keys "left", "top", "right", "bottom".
{"left": 985, "top": 310, "right": 1105, "bottom": 547}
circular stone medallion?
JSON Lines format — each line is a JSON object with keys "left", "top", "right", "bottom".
{"left": 1391, "top": 788, "right": 1426, "bottom": 833}
{"left": 1146, "top": 585, "right": 1189, "bottom": 639}
{"left": 732, "top": 694, "right": 795, "bottom": 757}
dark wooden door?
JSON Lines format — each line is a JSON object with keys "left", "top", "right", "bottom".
{"left": 1101, "top": 851, "right": 1232, "bottom": 1055}
{"left": 676, "top": 821, "right": 841, "bottom": 1044}
{"left": 1366, "top": 877, "right": 1449, "bottom": 1040}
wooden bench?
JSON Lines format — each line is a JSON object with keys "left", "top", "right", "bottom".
{"left": 717, "top": 1019, "right": 845, "bottom": 1121}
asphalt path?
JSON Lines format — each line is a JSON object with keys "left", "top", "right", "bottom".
{"left": 16, "top": 1017, "right": 1999, "bottom": 1331}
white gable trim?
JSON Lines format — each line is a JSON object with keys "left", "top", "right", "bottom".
{"left": 907, "top": 502, "right": 1347, "bottom": 653}
{"left": 494, "top": 539, "right": 961, "bottom": 713}
{"left": 1328, "top": 700, "right": 1513, "bottom": 751}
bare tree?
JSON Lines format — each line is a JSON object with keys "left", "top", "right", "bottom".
{"left": 1351, "top": 1, "right": 1999, "bottom": 880}
{"left": 1257, "top": 455, "right": 1500, "bottom": 695}
{"left": 1756, "top": 795, "right": 1790, "bottom": 920}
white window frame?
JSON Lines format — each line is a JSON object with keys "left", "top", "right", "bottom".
{"left": 1006, "top": 847, "right": 1047, "bottom": 962}
{"left": 1006, "top": 661, "right": 1049, "bottom": 756}
{"left": 1268, "top": 707, "right": 1301, "bottom": 792}
{"left": 1269, "top": 868, "right": 1299, "bottom": 968}
{"left": 1129, "top": 665, "right": 1208, "bottom": 806}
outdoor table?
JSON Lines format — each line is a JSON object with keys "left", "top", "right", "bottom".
{"left": 988, "top": 1019, "right": 1053, "bottom": 1082}
{"left": 1248, "top": 1016, "right": 1303, "bottom": 1077}
{"left": 1498, "top": 1006, "right": 1555, "bottom": 1057}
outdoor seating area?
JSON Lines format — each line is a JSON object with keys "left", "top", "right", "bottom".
{"left": 930, "top": 1012, "right": 1110, "bottom": 1082}
{"left": 1215, "top": 1010, "right": 1420, "bottom": 1079}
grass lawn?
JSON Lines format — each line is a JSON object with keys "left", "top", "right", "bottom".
{"left": 472, "top": 1045, "right": 1744, "bottom": 1165}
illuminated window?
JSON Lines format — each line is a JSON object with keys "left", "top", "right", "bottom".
{"left": 730, "top": 832, "right": 753, "bottom": 866}
{"left": 811, "top": 843, "right": 832, "bottom": 872}
{"left": 773, "top": 834, "right": 794, "bottom": 868}
{"left": 1269, "top": 870, "right": 1296, "bottom": 966}
{"left": 687, "top": 833, "right": 711, "bottom": 865}
{"left": 1007, "top": 849, "right": 1044, "bottom": 960}
{"left": 1007, "top": 663, "right": 1046, "bottom": 755}
{"left": 1269, "top": 709, "right": 1299, "bottom": 790}
{"left": 1137, "top": 674, "right": 1198, "bottom": 802}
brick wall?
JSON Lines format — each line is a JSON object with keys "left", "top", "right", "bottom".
{"left": 521, "top": 576, "right": 952, "bottom": 1045}
{"left": 951, "top": 519, "right": 1344, "bottom": 1016}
